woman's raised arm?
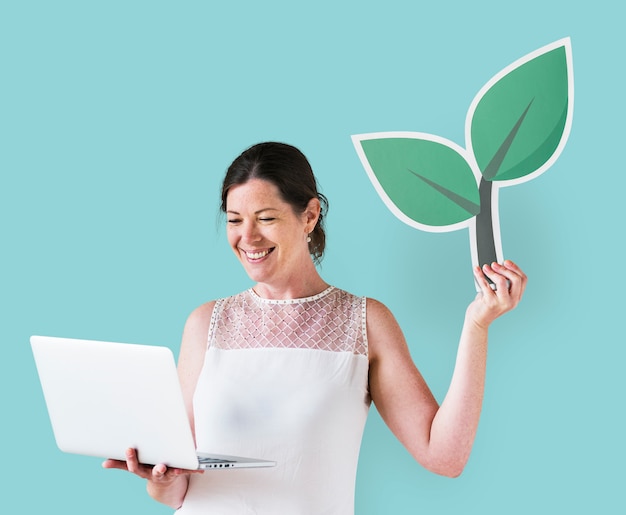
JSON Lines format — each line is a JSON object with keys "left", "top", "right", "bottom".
{"left": 368, "top": 260, "right": 527, "bottom": 477}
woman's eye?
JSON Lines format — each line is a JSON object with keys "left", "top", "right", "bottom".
{"left": 227, "top": 219, "right": 242, "bottom": 224}
{"left": 259, "top": 217, "right": 275, "bottom": 222}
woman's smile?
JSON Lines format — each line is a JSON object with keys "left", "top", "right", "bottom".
{"left": 242, "top": 247, "right": 275, "bottom": 262}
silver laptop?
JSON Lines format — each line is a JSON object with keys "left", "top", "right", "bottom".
{"left": 30, "top": 335, "right": 276, "bottom": 470}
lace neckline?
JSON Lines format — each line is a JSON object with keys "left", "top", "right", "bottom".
{"left": 247, "top": 286, "right": 336, "bottom": 305}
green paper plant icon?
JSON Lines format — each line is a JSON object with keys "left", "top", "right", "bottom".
{"left": 352, "top": 38, "right": 574, "bottom": 288}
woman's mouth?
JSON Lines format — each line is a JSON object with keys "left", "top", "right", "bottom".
{"left": 244, "top": 248, "right": 274, "bottom": 261}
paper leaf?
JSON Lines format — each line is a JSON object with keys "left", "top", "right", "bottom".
{"left": 352, "top": 132, "right": 480, "bottom": 232}
{"left": 467, "top": 38, "right": 574, "bottom": 184}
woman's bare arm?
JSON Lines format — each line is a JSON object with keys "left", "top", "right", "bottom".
{"left": 368, "top": 261, "right": 527, "bottom": 477}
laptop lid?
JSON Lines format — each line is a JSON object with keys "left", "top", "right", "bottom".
{"left": 30, "top": 335, "right": 275, "bottom": 470}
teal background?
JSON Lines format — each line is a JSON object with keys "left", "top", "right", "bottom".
{"left": 2, "top": 1, "right": 623, "bottom": 514}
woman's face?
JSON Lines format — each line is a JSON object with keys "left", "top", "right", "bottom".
{"left": 225, "top": 178, "right": 319, "bottom": 290}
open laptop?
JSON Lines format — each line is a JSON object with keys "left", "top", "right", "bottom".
{"left": 30, "top": 335, "right": 276, "bottom": 470}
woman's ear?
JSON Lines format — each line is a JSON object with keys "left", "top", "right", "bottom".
{"left": 304, "top": 197, "right": 321, "bottom": 231}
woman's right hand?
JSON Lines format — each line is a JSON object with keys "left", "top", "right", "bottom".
{"left": 103, "top": 448, "right": 177, "bottom": 481}
{"left": 103, "top": 448, "right": 202, "bottom": 508}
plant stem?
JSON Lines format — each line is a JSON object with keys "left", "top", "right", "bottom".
{"left": 475, "top": 178, "right": 498, "bottom": 268}
{"left": 470, "top": 177, "right": 503, "bottom": 289}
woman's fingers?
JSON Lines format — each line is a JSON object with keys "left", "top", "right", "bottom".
{"left": 124, "top": 448, "right": 139, "bottom": 473}
{"left": 492, "top": 260, "right": 527, "bottom": 302}
{"left": 485, "top": 263, "right": 511, "bottom": 294}
{"left": 470, "top": 260, "right": 527, "bottom": 327}
{"left": 101, "top": 458, "right": 128, "bottom": 471}
{"left": 103, "top": 449, "right": 167, "bottom": 481}
{"left": 504, "top": 260, "right": 528, "bottom": 297}
{"left": 103, "top": 448, "right": 203, "bottom": 482}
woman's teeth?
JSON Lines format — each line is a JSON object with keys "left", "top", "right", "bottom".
{"left": 246, "top": 249, "right": 270, "bottom": 260}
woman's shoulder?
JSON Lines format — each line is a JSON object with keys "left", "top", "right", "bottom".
{"left": 363, "top": 296, "right": 397, "bottom": 324}
{"left": 183, "top": 300, "right": 217, "bottom": 334}
{"left": 361, "top": 296, "right": 407, "bottom": 361}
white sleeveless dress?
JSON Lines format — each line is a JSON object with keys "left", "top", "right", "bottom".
{"left": 176, "top": 286, "right": 370, "bottom": 514}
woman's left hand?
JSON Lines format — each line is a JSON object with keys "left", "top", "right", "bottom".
{"left": 468, "top": 260, "right": 527, "bottom": 329}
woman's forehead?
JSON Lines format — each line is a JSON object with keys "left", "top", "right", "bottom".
{"left": 226, "top": 179, "right": 287, "bottom": 211}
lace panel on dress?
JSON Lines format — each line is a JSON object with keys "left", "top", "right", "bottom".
{"left": 208, "top": 287, "right": 367, "bottom": 356}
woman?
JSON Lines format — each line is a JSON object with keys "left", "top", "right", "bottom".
{"left": 104, "top": 142, "right": 527, "bottom": 513}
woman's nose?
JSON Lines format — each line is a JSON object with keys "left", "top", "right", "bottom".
{"left": 242, "top": 221, "right": 261, "bottom": 243}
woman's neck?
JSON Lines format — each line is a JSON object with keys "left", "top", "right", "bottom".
{"left": 252, "top": 272, "right": 329, "bottom": 300}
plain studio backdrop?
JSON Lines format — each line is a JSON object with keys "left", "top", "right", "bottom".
{"left": 1, "top": 1, "right": 623, "bottom": 514}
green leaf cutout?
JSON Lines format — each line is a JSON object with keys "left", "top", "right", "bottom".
{"left": 356, "top": 135, "right": 480, "bottom": 229}
{"left": 468, "top": 40, "right": 572, "bottom": 183}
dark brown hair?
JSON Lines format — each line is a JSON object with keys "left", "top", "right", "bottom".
{"left": 221, "top": 142, "right": 328, "bottom": 263}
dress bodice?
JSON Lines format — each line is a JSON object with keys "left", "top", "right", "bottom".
{"left": 176, "top": 287, "right": 370, "bottom": 515}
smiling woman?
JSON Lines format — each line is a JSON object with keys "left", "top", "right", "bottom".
{"left": 102, "top": 141, "right": 527, "bottom": 515}
{"left": 222, "top": 142, "right": 329, "bottom": 264}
